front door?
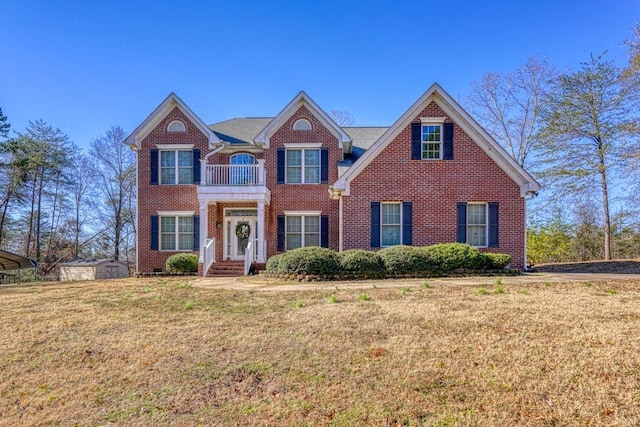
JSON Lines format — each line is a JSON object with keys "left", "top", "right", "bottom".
{"left": 225, "top": 215, "right": 258, "bottom": 261}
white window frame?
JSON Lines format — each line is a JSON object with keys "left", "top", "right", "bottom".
{"left": 420, "top": 117, "right": 446, "bottom": 160}
{"left": 381, "top": 202, "right": 402, "bottom": 247}
{"left": 160, "top": 149, "right": 193, "bottom": 185}
{"left": 158, "top": 213, "right": 194, "bottom": 251}
{"left": 467, "top": 202, "right": 488, "bottom": 248}
{"left": 284, "top": 210, "right": 322, "bottom": 250}
{"left": 292, "top": 118, "right": 312, "bottom": 131}
{"left": 167, "top": 120, "right": 186, "bottom": 133}
{"left": 283, "top": 144, "right": 321, "bottom": 184}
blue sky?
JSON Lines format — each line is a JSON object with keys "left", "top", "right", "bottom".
{"left": 1, "top": 0, "right": 638, "bottom": 148}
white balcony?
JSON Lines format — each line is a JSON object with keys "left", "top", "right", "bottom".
{"left": 197, "top": 159, "right": 270, "bottom": 204}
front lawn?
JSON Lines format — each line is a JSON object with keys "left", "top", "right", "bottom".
{"left": 1, "top": 277, "right": 639, "bottom": 425}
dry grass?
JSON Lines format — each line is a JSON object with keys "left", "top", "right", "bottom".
{"left": 1, "top": 277, "right": 640, "bottom": 426}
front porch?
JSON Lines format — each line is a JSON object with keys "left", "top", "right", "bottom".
{"left": 196, "top": 161, "right": 271, "bottom": 277}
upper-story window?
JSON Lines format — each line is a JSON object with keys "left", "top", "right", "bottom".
{"left": 422, "top": 124, "right": 442, "bottom": 159}
{"left": 292, "top": 119, "right": 312, "bottom": 131}
{"left": 167, "top": 120, "right": 186, "bottom": 133}
{"left": 161, "top": 150, "right": 193, "bottom": 184}
{"left": 287, "top": 148, "right": 320, "bottom": 183}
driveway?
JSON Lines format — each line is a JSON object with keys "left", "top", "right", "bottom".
{"left": 194, "top": 272, "right": 640, "bottom": 292}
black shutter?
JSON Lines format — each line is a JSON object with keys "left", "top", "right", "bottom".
{"left": 443, "top": 122, "right": 454, "bottom": 160}
{"left": 457, "top": 202, "right": 467, "bottom": 243}
{"left": 320, "top": 148, "right": 329, "bottom": 183}
{"left": 320, "top": 215, "right": 329, "bottom": 248}
{"left": 277, "top": 148, "right": 285, "bottom": 184}
{"left": 411, "top": 122, "right": 421, "bottom": 160}
{"left": 150, "top": 149, "right": 159, "bottom": 185}
{"left": 151, "top": 215, "right": 159, "bottom": 250}
{"left": 371, "top": 202, "right": 381, "bottom": 248}
{"left": 277, "top": 215, "right": 285, "bottom": 251}
{"left": 192, "top": 149, "right": 201, "bottom": 184}
{"left": 488, "top": 202, "right": 499, "bottom": 247}
{"left": 402, "top": 202, "right": 413, "bottom": 245}
{"left": 193, "top": 215, "right": 200, "bottom": 251}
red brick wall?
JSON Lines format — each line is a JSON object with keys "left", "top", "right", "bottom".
{"left": 136, "top": 107, "right": 208, "bottom": 273}
{"left": 343, "top": 101, "right": 526, "bottom": 268}
{"left": 264, "top": 105, "right": 340, "bottom": 257}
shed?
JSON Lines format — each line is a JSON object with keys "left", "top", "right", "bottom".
{"left": 59, "top": 259, "right": 129, "bottom": 281}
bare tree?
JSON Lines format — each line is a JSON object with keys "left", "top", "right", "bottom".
{"left": 89, "top": 125, "right": 136, "bottom": 261}
{"left": 329, "top": 110, "right": 355, "bottom": 127}
{"left": 466, "top": 56, "right": 555, "bottom": 168}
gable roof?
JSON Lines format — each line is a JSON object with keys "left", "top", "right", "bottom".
{"left": 254, "top": 91, "right": 353, "bottom": 151}
{"left": 125, "top": 92, "right": 220, "bottom": 150}
{"left": 332, "top": 83, "right": 541, "bottom": 197}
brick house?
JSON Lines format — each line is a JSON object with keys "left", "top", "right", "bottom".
{"left": 126, "top": 83, "right": 540, "bottom": 275}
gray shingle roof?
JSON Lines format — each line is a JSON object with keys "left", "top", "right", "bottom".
{"left": 208, "top": 119, "right": 388, "bottom": 154}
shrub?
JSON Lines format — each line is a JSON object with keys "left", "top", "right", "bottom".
{"left": 483, "top": 252, "right": 511, "bottom": 270}
{"left": 378, "top": 245, "right": 431, "bottom": 275}
{"left": 338, "top": 249, "right": 385, "bottom": 276}
{"left": 421, "top": 243, "right": 486, "bottom": 271}
{"left": 277, "top": 247, "right": 340, "bottom": 276}
{"left": 166, "top": 253, "right": 198, "bottom": 273}
{"left": 265, "top": 253, "right": 284, "bottom": 273}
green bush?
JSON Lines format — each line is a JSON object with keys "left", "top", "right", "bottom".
{"left": 378, "top": 245, "right": 431, "bottom": 275}
{"left": 166, "top": 253, "right": 198, "bottom": 273}
{"left": 277, "top": 247, "right": 340, "bottom": 276}
{"left": 338, "top": 249, "right": 385, "bottom": 276}
{"left": 483, "top": 252, "right": 511, "bottom": 270}
{"left": 265, "top": 253, "right": 284, "bottom": 273}
{"left": 421, "top": 243, "right": 486, "bottom": 271}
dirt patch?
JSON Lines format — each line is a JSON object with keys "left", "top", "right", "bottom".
{"left": 534, "top": 259, "right": 640, "bottom": 274}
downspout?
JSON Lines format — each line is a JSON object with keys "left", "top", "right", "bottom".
{"left": 523, "top": 190, "right": 538, "bottom": 271}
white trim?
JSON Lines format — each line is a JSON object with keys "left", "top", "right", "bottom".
{"left": 420, "top": 117, "right": 446, "bottom": 123}
{"left": 159, "top": 215, "right": 195, "bottom": 252}
{"left": 284, "top": 147, "right": 321, "bottom": 184}
{"left": 156, "top": 143, "right": 194, "bottom": 149}
{"left": 157, "top": 210, "right": 195, "bottom": 216}
{"left": 254, "top": 91, "right": 352, "bottom": 151}
{"left": 125, "top": 92, "right": 221, "bottom": 149}
{"left": 283, "top": 142, "right": 323, "bottom": 148}
{"left": 331, "top": 83, "right": 541, "bottom": 197}
{"left": 380, "top": 202, "right": 402, "bottom": 247}
{"left": 420, "top": 123, "right": 443, "bottom": 160}
{"left": 283, "top": 210, "right": 322, "bottom": 216}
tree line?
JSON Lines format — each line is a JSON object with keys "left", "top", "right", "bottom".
{"left": 466, "top": 24, "right": 640, "bottom": 264}
{"left": 0, "top": 115, "right": 135, "bottom": 277}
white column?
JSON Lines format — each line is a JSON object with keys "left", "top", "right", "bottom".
{"left": 200, "top": 159, "right": 207, "bottom": 186}
{"left": 338, "top": 195, "right": 344, "bottom": 252}
{"left": 257, "top": 200, "right": 266, "bottom": 262}
{"left": 199, "top": 202, "right": 208, "bottom": 262}
{"left": 257, "top": 159, "right": 265, "bottom": 185}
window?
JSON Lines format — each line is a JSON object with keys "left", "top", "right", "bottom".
{"left": 381, "top": 203, "right": 401, "bottom": 246}
{"left": 161, "top": 150, "right": 193, "bottom": 184}
{"left": 160, "top": 216, "right": 193, "bottom": 251}
{"left": 230, "top": 153, "right": 255, "bottom": 185}
{"left": 467, "top": 203, "right": 487, "bottom": 247}
{"left": 286, "top": 149, "right": 320, "bottom": 183}
{"left": 293, "top": 119, "right": 312, "bottom": 131}
{"left": 167, "top": 120, "right": 186, "bottom": 133}
{"left": 422, "top": 124, "right": 442, "bottom": 159}
{"left": 286, "top": 215, "right": 320, "bottom": 250}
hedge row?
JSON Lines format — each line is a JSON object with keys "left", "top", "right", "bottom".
{"left": 265, "top": 243, "right": 512, "bottom": 278}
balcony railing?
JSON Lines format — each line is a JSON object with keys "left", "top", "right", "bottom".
{"left": 203, "top": 162, "right": 265, "bottom": 186}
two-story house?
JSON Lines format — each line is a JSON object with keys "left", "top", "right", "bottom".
{"left": 126, "top": 83, "right": 540, "bottom": 276}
